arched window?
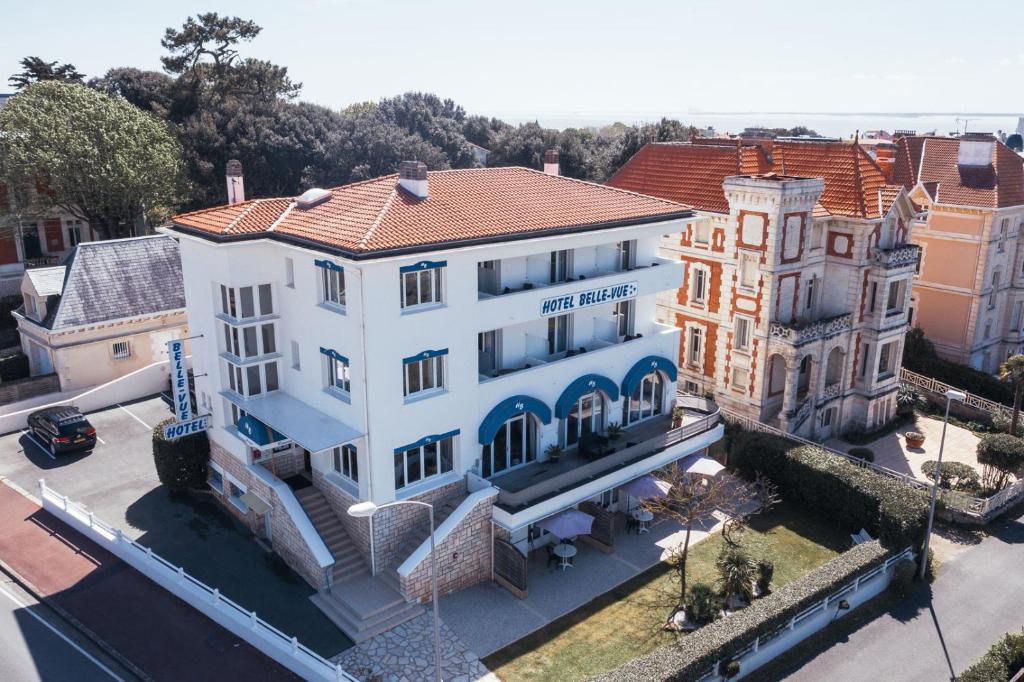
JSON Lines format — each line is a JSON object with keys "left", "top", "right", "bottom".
{"left": 622, "top": 372, "right": 665, "bottom": 425}
{"left": 482, "top": 412, "right": 537, "bottom": 478}
{"left": 564, "top": 391, "right": 605, "bottom": 446}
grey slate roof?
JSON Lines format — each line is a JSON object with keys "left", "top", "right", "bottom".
{"left": 40, "top": 235, "right": 185, "bottom": 330}
{"left": 25, "top": 266, "right": 66, "bottom": 297}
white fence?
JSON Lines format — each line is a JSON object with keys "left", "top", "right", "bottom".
{"left": 699, "top": 548, "right": 915, "bottom": 681}
{"left": 900, "top": 368, "right": 1011, "bottom": 419}
{"left": 38, "top": 480, "right": 359, "bottom": 682}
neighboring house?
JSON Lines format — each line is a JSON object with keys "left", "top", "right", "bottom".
{"left": 608, "top": 140, "right": 918, "bottom": 439}
{"left": 468, "top": 142, "right": 490, "bottom": 166}
{"left": 890, "top": 133, "right": 1024, "bottom": 372}
{"left": 12, "top": 235, "right": 187, "bottom": 392}
{"left": 169, "top": 158, "right": 722, "bottom": 636}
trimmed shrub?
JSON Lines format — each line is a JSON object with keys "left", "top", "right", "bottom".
{"left": 848, "top": 447, "right": 875, "bottom": 462}
{"left": 0, "top": 353, "right": 30, "bottom": 381}
{"left": 153, "top": 418, "right": 210, "bottom": 490}
{"left": 991, "top": 412, "right": 1024, "bottom": 437}
{"left": 956, "top": 630, "right": 1024, "bottom": 682}
{"left": 730, "top": 431, "right": 929, "bottom": 550}
{"left": 889, "top": 559, "right": 916, "bottom": 597}
{"left": 977, "top": 434, "right": 1024, "bottom": 489}
{"left": 921, "top": 460, "right": 982, "bottom": 493}
{"left": 593, "top": 541, "right": 891, "bottom": 682}
{"left": 756, "top": 560, "right": 774, "bottom": 596}
{"left": 684, "top": 583, "right": 721, "bottom": 626}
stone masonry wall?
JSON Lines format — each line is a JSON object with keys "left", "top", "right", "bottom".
{"left": 399, "top": 490, "right": 497, "bottom": 603}
{"left": 312, "top": 468, "right": 372, "bottom": 565}
{"left": 373, "top": 479, "right": 467, "bottom": 571}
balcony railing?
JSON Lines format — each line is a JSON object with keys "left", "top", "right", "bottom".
{"left": 479, "top": 330, "right": 650, "bottom": 382}
{"left": 478, "top": 260, "right": 669, "bottom": 299}
{"left": 872, "top": 244, "right": 920, "bottom": 269}
{"left": 768, "top": 313, "right": 853, "bottom": 347}
{"left": 490, "top": 396, "right": 720, "bottom": 510}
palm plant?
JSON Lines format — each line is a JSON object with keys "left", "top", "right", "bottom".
{"left": 998, "top": 355, "right": 1024, "bottom": 436}
{"left": 716, "top": 547, "right": 757, "bottom": 606}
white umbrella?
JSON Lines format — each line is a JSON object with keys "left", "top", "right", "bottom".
{"left": 682, "top": 455, "right": 725, "bottom": 477}
{"left": 620, "top": 474, "right": 672, "bottom": 500}
{"left": 537, "top": 509, "right": 595, "bottom": 539}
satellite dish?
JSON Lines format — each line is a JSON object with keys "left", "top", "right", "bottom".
{"left": 1007, "top": 134, "right": 1023, "bottom": 153}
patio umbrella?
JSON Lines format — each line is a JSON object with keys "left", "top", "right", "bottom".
{"left": 682, "top": 455, "right": 725, "bottom": 477}
{"left": 536, "top": 509, "right": 595, "bottom": 539}
{"left": 620, "top": 474, "right": 672, "bottom": 500}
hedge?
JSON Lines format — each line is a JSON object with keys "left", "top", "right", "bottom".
{"left": 0, "top": 353, "right": 30, "bottom": 382}
{"left": 152, "top": 418, "right": 210, "bottom": 490}
{"left": 956, "top": 629, "right": 1024, "bottom": 682}
{"left": 728, "top": 431, "right": 929, "bottom": 551}
{"left": 903, "top": 328, "right": 1012, "bottom": 406}
{"left": 593, "top": 541, "right": 891, "bottom": 682}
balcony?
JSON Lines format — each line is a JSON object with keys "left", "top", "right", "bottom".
{"left": 768, "top": 313, "right": 853, "bottom": 347}
{"left": 872, "top": 244, "right": 920, "bottom": 270}
{"left": 489, "top": 397, "right": 721, "bottom": 521}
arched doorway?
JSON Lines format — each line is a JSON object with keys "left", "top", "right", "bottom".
{"left": 482, "top": 412, "right": 540, "bottom": 478}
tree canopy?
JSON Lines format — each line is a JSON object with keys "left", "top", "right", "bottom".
{"left": 8, "top": 56, "right": 85, "bottom": 89}
{"left": 0, "top": 81, "right": 186, "bottom": 239}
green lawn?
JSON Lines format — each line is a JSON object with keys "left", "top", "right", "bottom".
{"left": 483, "top": 503, "right": 849, "bottom": 682}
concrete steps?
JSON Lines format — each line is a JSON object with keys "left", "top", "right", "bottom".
{"left": 310, "top": 573, "right": 423, "bottom": 643}
{"left": 294, "top": 486, "right": 369, "bottom": 583}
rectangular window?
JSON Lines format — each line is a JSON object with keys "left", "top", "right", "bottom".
{"left": 694, "top": 221, "right": 711, "bottom": 244}
{"left": 321, "top": 268, "right": 345, "bottom": 306}
{"left": 613, "top": 300, "right": 633, "bottom": 337}
{"left": 732, "top": 367, "right": 749, "bottom": 390}
{"left": 291, "top": 341, "right": 301, "bottom": 370}
{"left": 877, "top": 342, "right": 897, "bottom": 379}
{"left": 887, "top": 280, "right": 903, "bottom": 312}
{"left": 860, "top": 343, "right": 871, "bottom": 378}
{"left": 394, "top": 434, "right": 455, "bottom": 491}
{"left": 246, "top": 364, "right": 262, "bottom": 395}
{"left": 264, "top": 362, "right": 279, "bottom": 392}
{"left": 333, "top": 444, "right": 358, "bottom": 482}
{"left": 209, "top": 466, "right": 224, "bottom": 494}
{"left": 326, "top": 355, "right": 351, "bottom": 393}
{"left": 261, "top": 324, "right": 276, "bottom": 354}
{"left": 68, "top": 226, "right": 82, "bottom": 247}
{"left": 404, "top": 355, "right": 445, "bottom": 397}
{"left": 401, "top": 267, "right": 443, "bottom": 309}
{"left": 617, "top": 240, "right": 634, "bottom": 269}
{"left": 547, "top": 314, "right": 569, "bottom": 355}
{"left": 285, "top": 258, "right": 295, "bottom": 288}
{"left": 687, "top": 327, "right": 703, "bottom": 365}
{"left": 989, "top": 272, "right": 1000, "bottom": 309}
{"left": 869, "top": 282, "right": 878, "bottom": 313}
{"left": 112, "top": 341, "right": 131, "bottom": 359}
{"left": 549, "top": 250, "right": 570, "bottom": 283}
{"left": 243, "top": 326, "right": 258, "bottom": 358}
{"left": 805, "top": 278, "right": 816, "bottom": 311}
{"left": 734, "top": 316, "right": 752, "bottom": 351}
{"left": 239, "top": 286, "right": 255, "bottom": 319}
{"left": 24, "top": 295, "right": 37, "bottom": 318}
{"left": 739, "top": 252, "right": 758, "bottom": 289}
{"left": 258, "top": 284, "right": 273, "bottom": 315}
{"left": 691, "top": 268, "right": 707, "bottom": 304}
{"left": 228, "top": 480, "right": 248, "bottom": 513}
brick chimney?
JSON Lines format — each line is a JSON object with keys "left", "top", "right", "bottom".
{"left": 226, "top": 159, "right": 245, "bottom": 204}
{"left": 543, "top": 148, "right": 560, "bottom": 176}
{"left": 874, "top": 143, "right": 896, "bottom": 181}
{"left": 398, "top": 161, "right": 429, "bottom": 198}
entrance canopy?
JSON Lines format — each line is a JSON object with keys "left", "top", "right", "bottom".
{"left": 224, "top": 391, "right": 363, "bottom": 453}
{"left": 237, "top": 414, "right": 288, "bottom": 448}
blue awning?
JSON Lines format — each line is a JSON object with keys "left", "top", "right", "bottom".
{"left": 399, "top": 259, "right": 446, "bottom": 273}
{"left": 314, "top": 258, "right": 343, "bottom": 272}
{"left": 237, "top": 414, "right": 288, "bottom": 448}
{"left": 478, "top": 395, "right": 552, "bottom": 445}
{"left": 402, "top": 348, "right": 449, "bottom": 364}
{"left": 621, "top": 355, "right": 678, "bottom": 397}
{"left": 320, "top": 347, "right": 349, "bottom": 364}
{"left": 554, "top": 374, "right": 620, "bottom": 418}
{"left": 395, "top": 429, "right": 461, "bottom": 454}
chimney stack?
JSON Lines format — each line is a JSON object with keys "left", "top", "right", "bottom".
{"left": 543, "top": 148, "right": 560, "bottom": 176}
{"left": 398, "top": 160, "right": 429, "bottom": 199}
{"left": 874, "top": 143, "right": 896, "bottom": 181}
{"left": 226, "top": 159, "right": 245, "bottom": 204}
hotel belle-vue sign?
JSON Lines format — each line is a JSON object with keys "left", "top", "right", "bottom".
{"left": 540, "top": 281, "right": 638, "bottom": 316}
{"left": 164, "top": 338, "right": 210, "bottom": 440}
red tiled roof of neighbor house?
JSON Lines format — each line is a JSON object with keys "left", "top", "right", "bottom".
{"left": 171, "top": 167, "right": 692, "bottom": 257}
{"left": 891, "top": 135, "right": 1024, "bottom": 208}
{"left": 609, "top": 140, "right": 904, "bottom": 219}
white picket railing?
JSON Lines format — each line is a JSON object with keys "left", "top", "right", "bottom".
{"left": 37, "top": 480, "right": 358, "bottom": 682}
{"left": 899, "top": 368, "right": 1011, "bottom": 419}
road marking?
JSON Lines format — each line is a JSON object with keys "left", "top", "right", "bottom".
{"left": 0, "top": 581, "right": 125, "bottom": 681}
{"left": 95, "top": 434, "right": 107, "bottom": 445}
{"left": 21, "top": 431, "right": 56, "bottom": 461}
{"left": 116, "top": 404, "right": 151, "bottom": 430}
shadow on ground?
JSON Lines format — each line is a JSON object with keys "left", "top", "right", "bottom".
{"left": 125, "top": 486, "right": 353, "bottom": 657}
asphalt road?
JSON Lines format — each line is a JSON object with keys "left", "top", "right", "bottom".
{"left": 0, "top": 576, "right": 133, "bottom": 682}
{"left": 782, "top": 508, "right": 1024, "bottom": 681}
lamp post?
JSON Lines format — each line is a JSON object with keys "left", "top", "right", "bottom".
{"left": 348, "top": 499, "right": 442, "bottom": 682}
{"left": 920, "top": 389, "right": 966, "bottom": 579}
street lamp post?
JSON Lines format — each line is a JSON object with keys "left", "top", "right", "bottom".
{"left": 348, "top": 499, "right": 442, "bottom": 682}
{"left": 920, "top": 389, "right": 966, "bottom": 579}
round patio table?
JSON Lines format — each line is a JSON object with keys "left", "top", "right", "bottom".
{"left": 554, "top": 543, "right": 577, "bottom": 570}
{"left": 633, "top": 509, "right": 654, "bottom": 534}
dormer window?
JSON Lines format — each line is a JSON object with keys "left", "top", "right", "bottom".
{"left": 23, "top": 294, "right": 37, "bottom": 320}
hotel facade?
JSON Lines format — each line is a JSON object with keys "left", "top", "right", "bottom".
{"left": 169, "top": 160, "right": 723, "bottom": 639}
{"left": 609, "top": 140, "right": 919, "bottom": 439}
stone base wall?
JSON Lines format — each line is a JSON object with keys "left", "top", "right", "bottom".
{"left": 399, "top": 491, "right": 497, "bottom": 603}
{"left": 209, "top": 442, "right": 330, "bottom": 590}
{"left": 257, "top": 448, "right": 304, "bottom": 479}
{"left": 313, "top": 469, "right": 372, "bottom": 565}
{"left": 374, "top": 479, "right": 467, "bottom": 570}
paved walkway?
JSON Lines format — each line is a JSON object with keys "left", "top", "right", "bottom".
{"left": 0, "top": 480, "right": 297, "bottom": 680}
{"left": 782, "top": 507, "right": 1024, "bottom": 681}
{"left": 827, "top": 414, "right": 981, "bottom": 482}
{"left": 335, "top": 612, "right": 498, "bottom": 682}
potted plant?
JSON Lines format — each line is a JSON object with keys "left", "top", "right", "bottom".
{"left": 671, "top": 405, "right": 685, "bottom": 428}
{"left": 606, "top": 422, "right": 623, "bottom": 441}
{"left": 544, "top": 443, "right": 563, "bottom": 462}
{"left": 906, "top": 431, "right": 926, "bottom": 448}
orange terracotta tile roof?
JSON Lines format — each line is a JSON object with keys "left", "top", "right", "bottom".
{"left": 172, "top": 167, "right": 691, "bottom": 257}
{"left": 891, "top": 136, "right": 1024, "bottom": 208}
{"left": 609, "top": 140, "right": 903, "bottom": 219}
{"left": 606, "top": 143, "right": 770, "bottom": 213}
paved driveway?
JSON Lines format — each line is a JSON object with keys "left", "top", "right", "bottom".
{"left": 0, "top": 395, "right": 351, "bottom": 658}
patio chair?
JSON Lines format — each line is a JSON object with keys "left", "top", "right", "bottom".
{"left": 545, "top": 545, "right": 559, "bottom": 570}
{"left": 624, "top": 515, "right": 640, "bottom": 534}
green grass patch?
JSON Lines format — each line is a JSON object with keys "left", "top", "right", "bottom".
{"left": 483, "top": 503, "right": 848, "bottom": 682}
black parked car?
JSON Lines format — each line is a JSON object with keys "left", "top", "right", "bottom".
{"left": 27, "top": 406, "right": 97, "bottom": 455}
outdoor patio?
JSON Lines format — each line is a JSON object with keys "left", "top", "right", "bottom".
{"left": 825, "top": 413, "right": 981, "bottom": 482}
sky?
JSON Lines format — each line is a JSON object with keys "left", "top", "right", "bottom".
{"left": 3, "top": 0, "right": 1023, "bottom": 123}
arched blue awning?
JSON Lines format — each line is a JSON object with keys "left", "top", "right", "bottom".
{"left": 621, "top": 355, "right": 678, "bottom": 397}
{"left": 237, "top": 414, "right": 288, "bottom": 448}
{"left": 554, "top": 374, "right": 620, "bottom": 418}
{"left": 478, "top": 395, "right": 552, "bottom": 445}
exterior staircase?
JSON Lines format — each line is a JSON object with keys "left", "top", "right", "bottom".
{"left": 295, "top": 485, "right": 423, "bottom": 643}
{"left": 390, "top": 490, "right": 465, "bottom": 568}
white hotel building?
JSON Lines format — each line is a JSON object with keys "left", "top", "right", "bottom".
{"left": 170, "top": 160, "right": 723, "bottom": 639}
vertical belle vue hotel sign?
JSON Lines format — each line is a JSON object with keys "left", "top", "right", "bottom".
{"left": 163, "top": 338, "right": 210, "bottom": 440}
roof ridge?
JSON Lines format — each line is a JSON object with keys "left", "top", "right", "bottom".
{"left": 224, "top": 199, "right": 266, "bottom": 233}
{"left": 517, "top": 167, "right": 688, "bottom": 209}
{"left": 357, "top": 187, "right": 399, "bottom": 249}
{"left": 267, "top": 201, "right": 297, "bottom": 232}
